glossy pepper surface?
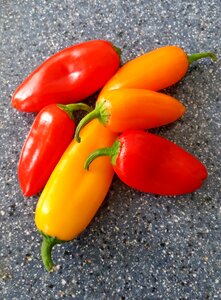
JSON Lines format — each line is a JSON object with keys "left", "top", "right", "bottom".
{"left": 99, "top": 45, "right": 216, "bottom": 95}
{"left": 35, "top": 120, "right": 117, "bottom": 271}
{"left": 12, "top": 40, "right": 121, "bottom": 112}
{"left": 85, "top": 130, "right": 208, "bottom": 196}
{"left": 75, "top": 89, "right": 185, "bottom": 141}
{"left": 18, "top": 103, "right": 91, "bottom": 196}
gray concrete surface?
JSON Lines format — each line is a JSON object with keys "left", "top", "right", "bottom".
{"left": 0, "top": 0, "right": 220, "bottom": 299}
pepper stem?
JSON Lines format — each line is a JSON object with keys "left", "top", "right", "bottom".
{"left": 111, "top": 44, "right": 122, "bottom": 58}
{"left": 40, "top": 232, "right": 63, "bottom": 272}
{"left": 188, "top": 52, "right": 217, "bottom": 65}
{"left": 74, "top": 100, "right": 110, "bottom": 143}
{"left": 74, "top": 109, "right": 100, "bottom": 143}
{"left": 84, "top": 139, "right": 120, "bottom": 170}
{"left": 57, "top": 103, "right": 92, "bottom": 120}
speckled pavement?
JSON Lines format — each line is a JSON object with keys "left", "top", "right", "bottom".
{"left": 0, "top": 1, "right": 221, "bottom": 299}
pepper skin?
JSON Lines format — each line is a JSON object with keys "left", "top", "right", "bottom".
{"left": 18, "top": 103, "right": 91, "bottom": 196}
{"left": 99, "top": 46, "right": 216, "bottom": 95}
{"left": 85, "top": 130, "right": 208, "bottom": 196}
{"left": 35, "top": 120, "right": 117, "bottom": 271}
{"left": 75, "top": 89, "right": 185, "bottom": 141}
{"left": 12, "top": 40, "right": 121, "bottom": 112}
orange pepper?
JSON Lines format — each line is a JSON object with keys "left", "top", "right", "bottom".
{"left": 35, "top": 119, "right": 117, "bottom": 271}
{"left": 100, "top": 46, "right": 216, "bottom": 95}
{"left": 75, "top": 89, "right": 185, "bottom": 140}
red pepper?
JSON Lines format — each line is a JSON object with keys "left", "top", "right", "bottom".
{"left": 18, "top": 103, "right": 91, "bottom": 196}
{"left": 12, "top": 40, "right": 121, "bottom": 112}
{"left": 85, "top": 130, "right": 208, "bottom": 195}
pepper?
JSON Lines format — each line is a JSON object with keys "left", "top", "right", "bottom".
{"left": 75, "top": 89, "right": 186, "bottom": 141}
{"left": 12, "top": 40, "right": 121, "bottom": 112}
{"left": 85, "top": 130, "right": 208, "bottom": 195}
{"left": 99, "top": 45, "right": 216, "bottom": 95}
{"left": 35, "top": 120, "right": 117, "bottom": 271}
{"left": 18, "top": 103, "right": 91, "bottom": 196}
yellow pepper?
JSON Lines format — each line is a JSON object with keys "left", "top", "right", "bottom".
{"left": 35, "top": 119, "right": 117, "bottom": 271}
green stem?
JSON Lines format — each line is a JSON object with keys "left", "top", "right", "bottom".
{"left": 57, "top": 103, "right": 93, "bottom": 120}
{"left": 188, "top": 51, "right": 217, "bottom": 65}
{"left": 40, "top": 233, "right": 63, "bottom": 272}
{"left": 111, "top": 44, "right": 122, "bottom": 58}
{"left": 75, "top": 109, "right": 100, "bottom": 143}
{"left": 84, "top": 139, "right": 120, "bottom": 170}
{"left": 84, "top": 147, "right": 112, "bottom": 170}
{"left": 75, "top": 100, "right": 111, "bottom": 143}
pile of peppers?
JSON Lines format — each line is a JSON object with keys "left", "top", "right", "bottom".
{"left": 12, "top": 39, "right": 216, "bottom": 271}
